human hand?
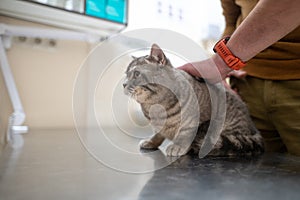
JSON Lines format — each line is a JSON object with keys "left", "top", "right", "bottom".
{"left": 227, "top": 70, "right": 247, "bottom": 79}
{"left": 227, "top": 70, "right": 247, "bottom": 94}
{"left": 177, "top": 55, "right": 232, "bottom": 83}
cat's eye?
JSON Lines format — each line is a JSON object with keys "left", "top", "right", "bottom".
{"left": 134, "top": 71, "right": 140, "bottom": 78}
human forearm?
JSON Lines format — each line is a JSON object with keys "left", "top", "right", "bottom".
{"left": 179, "top": 0, "right": 300, "bottom": 82}
{"left": 227, "top": 0, "right": 300, "bottom": 62}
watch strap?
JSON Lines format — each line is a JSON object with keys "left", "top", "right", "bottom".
{"left": 213, "top": 37, "right": 246, "bottom": 70}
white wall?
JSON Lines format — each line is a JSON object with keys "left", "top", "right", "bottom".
{"left": 0, "top": 15, "right": 91, "bottom": 130}
{"left": 127, "top": 0, "right": 225, "bottom": 50}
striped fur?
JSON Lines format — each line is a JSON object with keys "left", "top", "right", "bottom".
{"left": 123, "top": 44, "right": 264, "bottom": 157}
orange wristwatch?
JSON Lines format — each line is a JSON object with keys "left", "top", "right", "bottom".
{"left": 213, "top": 37, "right": 246, "bottom": 70}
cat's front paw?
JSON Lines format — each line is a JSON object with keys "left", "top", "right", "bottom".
{"left": 166, "top": 144, "right": 188, "bottom": 157}
{"left": 139, "top": 139, "right": 159, "bottom": 150}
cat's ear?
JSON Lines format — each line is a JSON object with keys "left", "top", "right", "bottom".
{"left": 150, "top": 44, "right": 167, "bottom": 65}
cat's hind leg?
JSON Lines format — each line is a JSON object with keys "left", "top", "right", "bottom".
{"left": 207, "top": 133, "right": 264, "bottom": 157}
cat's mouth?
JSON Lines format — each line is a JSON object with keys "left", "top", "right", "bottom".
{"left": 125, "top": 85, "right": 151, "bottom": 102}
{"left": 125, "top": 86, "right": 135, "bottom": 95}
{"left": 125, "top": 85, "right": 146, "bottom": 94}
{"left": 124, "top": 85, "right": 138, "bottom": 98}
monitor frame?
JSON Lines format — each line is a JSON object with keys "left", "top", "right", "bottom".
{"left": 0, "top": 0, "right": 128, "bottom": 37}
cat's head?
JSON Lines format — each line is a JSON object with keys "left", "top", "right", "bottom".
{"left": 123, "top": 44, "right": 173, "bottom": 103}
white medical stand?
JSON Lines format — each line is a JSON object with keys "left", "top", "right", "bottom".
{"left": 0, "top": 23, "right": 100, "bottom": 148}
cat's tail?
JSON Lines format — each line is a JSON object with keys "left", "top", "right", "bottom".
{"left": 189, "top": 126, "right": 265, "bottom": 157}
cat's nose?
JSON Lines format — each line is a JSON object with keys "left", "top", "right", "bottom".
{"left": 123, "top": 83, "right": 127, "bottom": 88}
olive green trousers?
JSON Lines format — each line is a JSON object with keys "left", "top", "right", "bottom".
{"left": 231, "top": 76, "right": 300, "bottom": 156}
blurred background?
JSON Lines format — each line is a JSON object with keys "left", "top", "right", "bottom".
{"left": 0, "top": 0, "right": 225, "bottom": 150}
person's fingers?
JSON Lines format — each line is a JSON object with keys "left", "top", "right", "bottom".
{"left": 222, "top": 80, "right": 234, "bottom": 92}
{"left": 177, "top": 63, "right": 192, "bottom": 70}
{"left": 177, "top": 63, "right": 202, "bottom": 77}
{"left": 228, "top": 70, "right": 247, "bottom": 79}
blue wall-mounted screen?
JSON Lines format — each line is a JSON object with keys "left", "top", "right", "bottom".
{"left": 22, "top": 0, "right": 128, "bottom": 25}
{"left": 86, "top": 0, "right": 127, "bottom": 24}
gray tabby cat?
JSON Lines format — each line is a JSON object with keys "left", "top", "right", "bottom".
{"left": 123, "top": 44, "right": 264, "bottom": 157}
